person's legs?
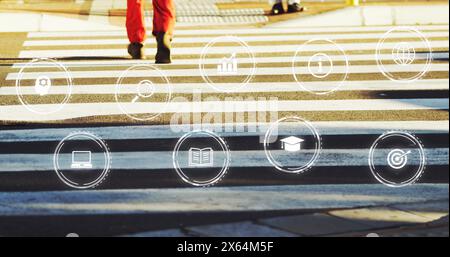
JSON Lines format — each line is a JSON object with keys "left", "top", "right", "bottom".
{"left": 152, "top": 0, "right": 175, "bottom": 37}
{"left": 126, "top": 0, "right": 146, "bottom": 59}
{"left": 153, "top": 0, "right": 175, "bottom": 63}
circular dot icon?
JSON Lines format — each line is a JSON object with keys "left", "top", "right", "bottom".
{"left": 292, "top": 38, "right": 348, "bottom": 95}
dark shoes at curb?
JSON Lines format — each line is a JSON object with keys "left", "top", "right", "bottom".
{"left": 127, "top": 32, "right": 172, "bottom": 64}
{"left": 271, "top": 3, "right": 305, "bottom": 15}
{"left": 127, "top": 42, "right": 144, "bottom": 60}
{"left": 287, "top": 3, "right": 305, "bottom": 13}
{"left": 271, "top": 3, "right": 285, "bottom": 15}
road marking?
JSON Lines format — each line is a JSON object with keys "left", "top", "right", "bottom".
{"left": 17, "top": 40, "right": 449, "bottom": 58}
{"left": 22, "top": 31, "right": 449, "bottom": 46}
{"left": 0, "top": 99, "right": 447, "bottom": 121}
{"left": 0, "top": 184, "right": 447, "bottom": 216}
{"left": 0, "top": 148, "right": 447, "bottom": 172}
{"left": 2, "top": 80, "right": 448, "bottom": 95}
{"left": 11, "top": 53, "right": 443, "bottom": 69}
{"left": 6, "top": 64, "right": 448, "bottom": 80}
{"left": 0, "top": 121, "right": 447, "bottom": 142}
{"left": 26, "top": 25, "right": 450, "bottom": 38}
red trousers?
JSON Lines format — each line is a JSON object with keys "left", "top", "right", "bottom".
{"left": 126, "top": 0, "right": 175, "bottom": 43}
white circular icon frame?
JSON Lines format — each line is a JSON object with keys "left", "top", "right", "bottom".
{"left": 15, "top": 58, "right": 73, "bottom": 115}
{"left": 172, "top": 130, "right": 231, "bottom": 187}
{"left": 368, "top": 131, "right": 426, "bottom": 188}
{"left": 264, "top": 116, "right": 322, "bottom": 174}
{"left": 53, "top": 131, "right": 112, "bottom": 189}
{"left": 199, "top": 35, "right": 256, "bottom": 93}
{"left": 115, "top": 64, "right": 172, "bottom": 121}
{"left": 375, "top": 26, "right": 432, "bottom": 83}
{"left": 292, "top": 38, "right": 349, "bottom": 95}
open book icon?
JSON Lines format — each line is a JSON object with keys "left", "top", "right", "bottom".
{"left": 189, "top": 147, "right": 214, "bottom": 167}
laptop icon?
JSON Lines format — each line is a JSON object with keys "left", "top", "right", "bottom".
{"left": 71, "top": 151, "right": 93, "bottom": 169}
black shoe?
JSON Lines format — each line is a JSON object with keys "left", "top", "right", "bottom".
{"left": 128, "top": 42, "right": 145, "bottom": 59}
{"left": 155, "top": 33, "right": 172, "bottom": 64}
{"left": 287, "top": 3, "right": 305, "bottom": 13}
{"left": 270, "top": 3, "right": 285, "bottom": 15}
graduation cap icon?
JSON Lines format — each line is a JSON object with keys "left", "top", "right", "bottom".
{"left": 281, "top": 136, "right": 305, "bottom": 152}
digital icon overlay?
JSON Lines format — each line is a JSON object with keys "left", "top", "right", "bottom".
{"left": 307, "top": 53, "right": 333, "bottom": 79}
{"left": 173, "top": 130, "right": 230, "bottom": 187}
{"left": 376, "top": 26, "right": 432, "bottom": 82}
{"left": 292, "top": 38, "right": 348, "bottom": 95}
{"left": 217, "top": 53, "right": 238, "bottom": 75}
{"left": 115, "top": 65, "right": 171, "bottom": 121}
{"left": 34, "top": 75, "right": 52, "bottom": 96}
{"left": 368, "top": 131, "right": 426, "bottom": 187}
{"left": 71, "top": 151, "right": 93, "bottom": 169}
{"left": 189, "top": 147, "right": 214, "bottom": 167}
{"left": 392, "top": 42, "right": 416, "bottom": 66}
{"left": 16, "top": 58, "right": 72, "bottom": 115}
{"left": 200, "top": 36, "right": 256, "bottom": 92}
{"left": 280, "top": 136, "right": 305, "bottom": 152}
{"left": 131, "top": 80, "right": 156, "bottom": 103}
{"left": 387, "top": 149, "right": 411, "bottom": 170}
{"left": 264, "top": 116, "right": 321, "bottom": 174}
{"left": 53, "top": 132, "right": 111, "bottom": 189}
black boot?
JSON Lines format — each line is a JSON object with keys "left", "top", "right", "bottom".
{"left": 155, "top": 32, "right": 172, "bottom": 64}
{"left": 128, "top": 42, "right": 145, "bottom": 59}
{"left": 287, "top": 3, "right": 305, "bottom": 13}
{"left": 270, "top": 3, "right": 285, "bottom": 15}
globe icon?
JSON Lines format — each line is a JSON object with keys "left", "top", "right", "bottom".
{"left": 392, "top": 42, "right": 416, "bottom": 66}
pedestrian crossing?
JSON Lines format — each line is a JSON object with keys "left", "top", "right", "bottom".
{"left": 0, "top": 24, "right": 448, "bottom": 193}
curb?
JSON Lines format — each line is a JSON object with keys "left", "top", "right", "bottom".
{"left": 122, "top": 199, "right": 449, "bottom": 237}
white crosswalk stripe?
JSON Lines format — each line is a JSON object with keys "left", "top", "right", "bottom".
{"left": 6, "top": 64, "right": 449, "bottom": 80}
{"left": 0, "top": 98, "right": 448, "bottom": 122}
{"left": 1, "top": 80, "right": 448, "bottom": 95}
{"left": 22, "top": 31, "right": 449, "bottom": 46}
{"left": 0, "top": 121, "right": 447, "bottom": 142}
{"left": 17, "top": 40, "right": 449, "bottom": 58}
{"left": 1, "top": 148, "right": 447, "bottom": 172}
{"left": 10, "top": 53, "right": 448, "bottom": 68}
{"left": 25, "top": 25, "right": 450, "bottom": 38}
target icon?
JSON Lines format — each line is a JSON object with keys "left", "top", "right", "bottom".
{"left": 368, "top": 131, "right": 426, "bottom": 187}
{"left": 387, "top": 149, "right": 411, "bottom": 170}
